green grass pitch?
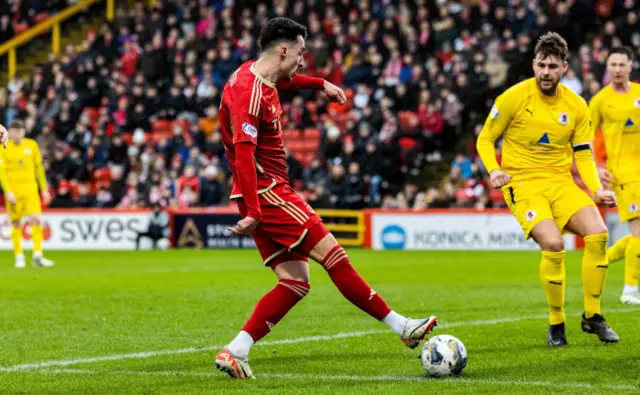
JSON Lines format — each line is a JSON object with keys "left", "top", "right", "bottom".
{"left": 0, "top": 249, "right": 638, "bottom": 394}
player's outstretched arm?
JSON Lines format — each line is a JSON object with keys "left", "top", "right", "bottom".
{"left": 276, "top": 75, "right": 346, "bottom": 104}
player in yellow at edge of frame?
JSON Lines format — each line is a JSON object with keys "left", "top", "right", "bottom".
{"left": 476, "top": 32, "right": 619, "bottom": 347}
{"left": 589, "top": 46, "right": 640, "bottom": 305}
{"left": 0, "top": 120, "right": 54, "bottom": 268}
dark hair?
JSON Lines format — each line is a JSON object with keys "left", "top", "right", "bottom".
{"left": 608, "top": 46, "right": 634, "bottom": 62}
{"left": 9, "top": 119, "right": 25, "bottom": 129}
{"left": 534, "top": 32, "right": 569, "bottom": 62}
{"left": 259, "top": 17, "right": 307, "bottom": 51}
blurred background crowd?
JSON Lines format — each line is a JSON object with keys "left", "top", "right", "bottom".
{"left": 1, "top": 0, "right": 639, "bottom": 210}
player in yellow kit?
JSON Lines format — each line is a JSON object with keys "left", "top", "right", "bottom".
{"left": 0, "top": 120, "right": 54, "bottom": 268}
{"left": 477, "top": 33, "right": 619, "bottom": 346}
{"left": 589, "top": 47, "right": 640, "bottom": 305}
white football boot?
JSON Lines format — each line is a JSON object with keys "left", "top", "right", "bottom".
{"left": 14, "top": 254, "right": 26, "bottom": 269}
{"left": 33, "top": 254, "right": 55, "bottom": 268}
{"left": 215, "top": 348, "right": 255, "bottom": 379}
{"left": 400, "top": 316, "right": 438, "bottom": 349}
{"left": 620, "top": 292, "right": 640, "bottom": 305}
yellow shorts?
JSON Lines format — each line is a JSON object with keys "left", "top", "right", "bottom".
{"left": 503, "top": 179, "right": 595, "bottom": 239}
{"left": 6, "top": 193, "right": 42, "bottom": 222}
{"left": 614, "top": 182, "right": 640, "bottom": 223}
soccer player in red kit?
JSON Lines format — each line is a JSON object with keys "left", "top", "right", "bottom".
{"left": 215, "top": 17, "right": 437, "bottom": 379}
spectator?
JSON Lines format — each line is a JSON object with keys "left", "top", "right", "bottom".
{"left": 136, "top": 202, "right": 170, "bottom": 249}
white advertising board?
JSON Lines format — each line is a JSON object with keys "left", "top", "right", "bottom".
{"left": 370, "top": 212, "right": 576, "bottom": 251}
{"left": 0, "top": 211, "right": 150, "bottom": 250}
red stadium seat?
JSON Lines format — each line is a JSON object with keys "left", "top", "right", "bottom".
{"left": 489, "top": 188, "right": 505, "bottom": 204}
{"left": 93, "top": 168, "right": 111, "bottom": 183}
{"left": 152, "top": 120, "right": 171, "bottom": 132}
{"left": 304, "top": 128, "right": 321, "bottom": 140}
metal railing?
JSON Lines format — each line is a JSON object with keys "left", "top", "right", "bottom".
{"left": 0, "top": 0, "right": 113, "bottom": 79}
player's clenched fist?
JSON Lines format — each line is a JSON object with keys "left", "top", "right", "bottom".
{"left": 323, "top": 80, "right": 347, "bottom": 104}
{"left": 489, "top": 169, "right": 512, "bottom": 188}
{"left": 0, "top": 124, "right": 8, "bottom": 147}
{"left": 595, "top": 189, "right": 616, "bottom": 206}
{"left": 228, "top": 216, "right": 260, "bottom": 236}
{"left": 597, "top": 167, "right": 614, "bottom": 189}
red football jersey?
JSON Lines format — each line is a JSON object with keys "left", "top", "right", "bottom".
{"left": 219, "top": 60, "right": 288, "bottom": 199}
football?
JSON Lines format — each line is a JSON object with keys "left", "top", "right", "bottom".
{"left": 420, "top": 335, "right": 468, "bottom": 377}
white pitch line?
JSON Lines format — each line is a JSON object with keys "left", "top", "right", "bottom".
{"left": 27, "top": 369, "right": 639, "bottom": 392}
{"left": 1, "top": 307, "right": 637, "bottom": 372}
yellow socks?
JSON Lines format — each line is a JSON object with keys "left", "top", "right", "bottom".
{"left": 607, "top": 234, "right": 630, "bottom": 263}
{"left": 31, "top": 224, "right": 43, "bottom": 255}
{"left": 11, "top": 225, "right": 23, "bottom": 256}
{"left": 540, "top": 250, "right": 566, "bottom": 325}
{"left": 583, "top": 233, "right": 609, "bottom": 318}
{"left": 623, "top": 236, "right": 640, "bottom": 293}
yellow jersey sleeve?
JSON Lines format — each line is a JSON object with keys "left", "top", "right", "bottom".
{"left": 31, "top": 141, "right": 48, "bottom": 191}
{"left": 571, "top": 98, "right": 594, "bottom": 147}
{"left": 589, "top": 92, "right": 603, "bottom": 135}
{"left": 0, "top": 146, "right": 12, "bottom": 194}
{"left": 477, "top": 90, "right": 520, "bottom": 173}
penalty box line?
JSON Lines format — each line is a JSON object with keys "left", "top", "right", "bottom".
{"left": 1, "top": 307, "right": 638, "bottom": 372}
{"left": 25, "top": 368, "right": 639, "bottom": 392}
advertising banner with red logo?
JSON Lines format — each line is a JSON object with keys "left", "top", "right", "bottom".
{"left": 0, "top": 210, "right": 151, "bottom": 250}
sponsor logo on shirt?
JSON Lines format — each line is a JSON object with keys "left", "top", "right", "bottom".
{"left": 241, "top": 122, "right": 258, "bottom": 138}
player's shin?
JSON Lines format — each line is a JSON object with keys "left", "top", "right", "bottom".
{"left": 31, "top": 224, "right": 44, "bottom": 255}
{"left": 540, "top": 250, "right": 566, "bottom": 325}
{"left": 11, "top": 224, "right": 23, "bottom": 256}
{"left": 320, "top": 245, "right": 392, "bottom": 321}
{"left": 623, "top": 236, "right": 640, "bottom": 294}
{"left": 582, "top": 233, "right": 609, "bottom": 318}
{"left": 607, "top": 235, "right": 631, "bottom": 263}
{"left": 232, "top": 279, "right": 310, "bottom": 358}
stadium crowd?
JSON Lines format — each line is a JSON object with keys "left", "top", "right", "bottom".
{"left": 0, "top": 0, "right": 69, "bottom": 42}
{"left": 1, "top": 0, "right": 640, "bottom": 210}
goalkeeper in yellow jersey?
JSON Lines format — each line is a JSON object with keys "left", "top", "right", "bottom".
{"left": 0, "top": 120, "right": 54, "bottom": 268}
{"left": 589, "top": 47, "right": 640, "bottom": 305}
{"left": 477, "top": 33, "right": 619, "bottom": 347}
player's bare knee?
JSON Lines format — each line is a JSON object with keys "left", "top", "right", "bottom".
{"left": 30, "top": 216, "right": 41, "bottom": 226}
{"left": 543, "top": 238, "right": 565, "bottom": 253}
{"left": 11, "top": 221, "right": 20, "bottom": 228}
{"left": 309, "top": 233, "right": 339, "bottom": 263}
{"left": 274, "top": 260, "right": 310, "bottom": 283}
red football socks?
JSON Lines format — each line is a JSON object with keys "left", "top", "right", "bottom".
{"left": 321, "top": 245, "right": 392, "bottom": 320}
{"left": 242, "top": 279, "right": 310, "bottom": 342}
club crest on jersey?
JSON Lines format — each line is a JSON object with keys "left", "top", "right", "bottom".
{"left": 558, "top": 112, "right": 569, "bottom": 125}
{"left": 490, "top": 104, "right": 500, "bottom": 119}
{"left": 23, "top": 148, "right": 31, "bottom": 155}
{"left": 241, "top": 122, "right": 258, "bottom": 138}
{"left": 630, "top": 203, "right": 639, "bottom": 213}
{"left": 526, "top": 210, "right": 537, "bottom": 222}
{"left": 635, "top": 98, "right": 640, "bottom": 108}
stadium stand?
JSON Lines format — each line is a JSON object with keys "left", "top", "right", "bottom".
{"left": 1, "top": 0, "right": 640, "bottom": 210}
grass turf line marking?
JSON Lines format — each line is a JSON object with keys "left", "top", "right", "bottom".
{"left": 25, "top": 369, "right": 639, "bottom": 391}
{"left": 1, "top": 307, "right": 638, "bottom": 372}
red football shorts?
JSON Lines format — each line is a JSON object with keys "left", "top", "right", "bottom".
{"left": 236, "top": 184, "right": 329, "bottom": 267}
